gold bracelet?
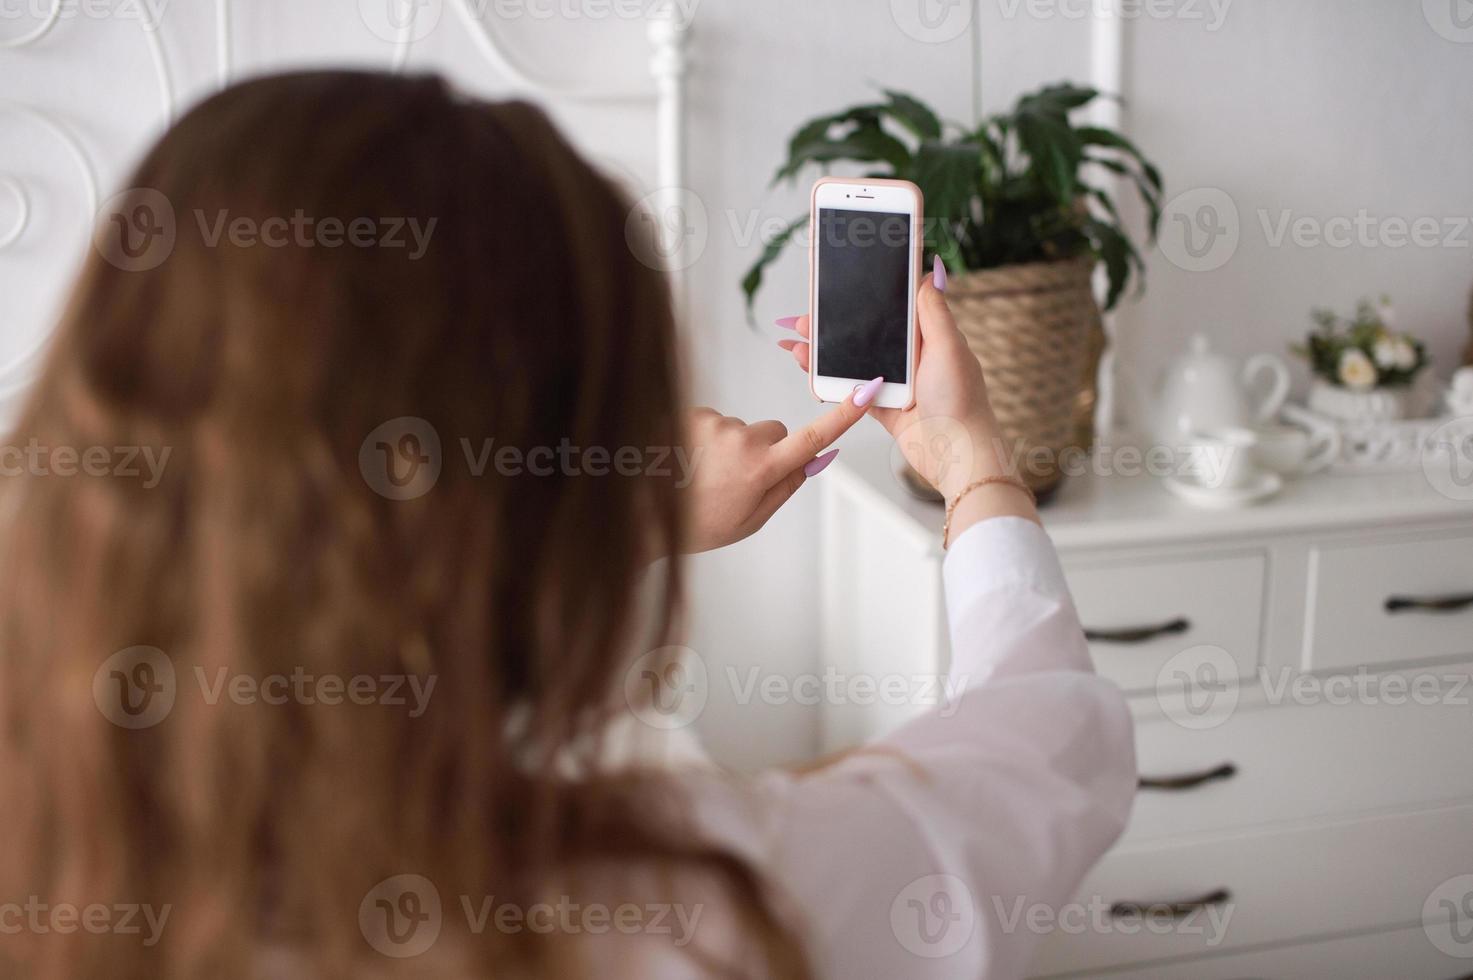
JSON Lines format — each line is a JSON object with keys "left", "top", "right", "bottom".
{"left": 942, "top": 475, "right": 1037, "bottom": 549}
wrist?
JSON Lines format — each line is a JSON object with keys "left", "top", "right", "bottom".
{"left": 945, "top": 481, "right": 1040, "bottom": 546}
{"left": 934, "top": 420, "right": 1011, "bottom": 502}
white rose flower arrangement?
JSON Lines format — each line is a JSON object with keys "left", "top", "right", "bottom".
{"left": 1338, "top": 348, "right": 1378, "bottom": 391}
{"left": 1294, "top": 296, "right": 1428, "bottom": 392}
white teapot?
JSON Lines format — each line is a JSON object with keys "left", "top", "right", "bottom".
{"left": 1448, "top": 366, "right": 1473, "bottom": 417}
{"left": 1157, "top": 335, "right": 1291, "bottom": 439}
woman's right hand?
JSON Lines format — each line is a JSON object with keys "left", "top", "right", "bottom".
{"left": 778, "top": 259, "right": 1018, "bottom": 503}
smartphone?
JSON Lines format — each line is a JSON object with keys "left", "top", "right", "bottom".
{"left": 808, "top": 177, "right": 922, "bottom": 409}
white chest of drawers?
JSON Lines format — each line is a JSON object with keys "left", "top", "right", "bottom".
{"left": 819, "top": 427, "right": 1473, "bottom": 978}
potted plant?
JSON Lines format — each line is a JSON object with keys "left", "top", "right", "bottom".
{"left": 1294, "top": 297, "right": 1436, "bottom": 422}
{"left": 743, "top": 84, "right": 1163, "bottom": 495}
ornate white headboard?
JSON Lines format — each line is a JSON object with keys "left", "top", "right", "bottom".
{"left": 0, "top": 0, "right": 691, "bottom": 387}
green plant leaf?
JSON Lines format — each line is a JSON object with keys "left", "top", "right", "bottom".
{"left": 968, "top": 122, "right": 1006, "bottom": 189}
{"left": 1014, "top": 109, "right": 1082, "bottom": 202}
{"left": 881, "top": 89, "right": 942, "bottom": 141}
{"left": 772, "top": 116, "right": 911, "bottom": 185}
{"left": 931, "top": 225, "right": 964, "bottom": 274}
{"left": 783, "top": 114, "right": 838, "bottom": 165}
{"left": 1018, "top": 83, "right": 1099, "bottom": 118}
{"left": 1085, "top": 155, "right": 1162, "bottom": 240}
{"left": 1077, "top": 127, "right": 1163, "bottom": 191}
{"left": 740, "top": 214, "right": 807, "bottom": 322}
{"left": 911, "top": 140, "right": 983, "bottom": 221}
{"left": 1084, "top": 218, "right": 1144, "bottom": 312}
{"left": 772, "top": 102, "right": 887, "bottom": 184}
{"left": 1081, "top": 183, "right": 1122, "bottom": 225}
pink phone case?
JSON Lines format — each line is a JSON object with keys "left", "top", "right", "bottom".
{"left": 807, "top": 176, "right": 923, "bottom": 410}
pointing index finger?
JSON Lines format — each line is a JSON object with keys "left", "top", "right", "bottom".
{"left": 770, "top": 376, "right": 884, "bottom": 473}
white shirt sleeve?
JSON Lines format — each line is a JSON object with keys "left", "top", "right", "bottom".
{"left": 692, "top": 516, "right": 1137, "bottom": 980}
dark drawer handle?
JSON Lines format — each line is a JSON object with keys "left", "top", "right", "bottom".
{"left": 1139, "top": 762, "right": 1237, "bottom": 792}
{"left": 1109, "top": 888, "right": 1232, "bottom": 920}
{"left": 1085, "top": 617, "right": 1191, "bottom": 644}
{"left": 1385, "top": 593, "right": 1473, "bottom": 614}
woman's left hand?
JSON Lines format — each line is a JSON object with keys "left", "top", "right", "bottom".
{"left": 681, "top": 392, "right": 870, "bottom": 553}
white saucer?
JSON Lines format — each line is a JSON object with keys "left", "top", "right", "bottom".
{"left": 1164, "top": 471, "right": 1282, "bottom": 509}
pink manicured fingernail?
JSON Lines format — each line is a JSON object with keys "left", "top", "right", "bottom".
{"left": 803, "top": 449, "right": 839, "bottom": 478}
{"left": 775, "top": 315, "right": 801, "bottom": 330}
{"left": 933, "top": 256, "right": 947, "bottom": 292}
{"left": 852, "top": 376, "right": 884, "bottom": 408}
{"left": 777, "top": 338, "right": 798, "bottom": 350}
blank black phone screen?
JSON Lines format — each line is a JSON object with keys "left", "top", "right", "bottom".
{"left": 814, "top": 207, "right": 911, "bottom": 383}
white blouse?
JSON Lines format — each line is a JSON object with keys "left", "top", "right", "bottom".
{"left": 677, "top": 516, "right": 1138, "bottom": 979}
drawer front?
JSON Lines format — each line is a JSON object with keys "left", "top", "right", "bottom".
{"left": 1066, "top": 554, "right": 1265, "bottom": 695}
{"left": 1126, "top": 681, "right": 1473, "bottom": 842}
{"left": 1028, "top": 802, "right": 1473, "bottom": 975}
{"left": 1045, "top": 921, "right": 1472, "bottom": 979}
{"left": 1305, "top": 530, "right": 1473, "bottom": 672}
{"left": 818, "top": 478, "right": 949, "bottom": 752}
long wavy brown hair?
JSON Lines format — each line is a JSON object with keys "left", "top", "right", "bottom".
{"left": 0, "top": 71, "right": 807, "bottom": 979}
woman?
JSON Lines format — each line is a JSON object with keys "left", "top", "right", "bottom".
{"left": 0, "top": 72, "right": 1134, "bottom": 979}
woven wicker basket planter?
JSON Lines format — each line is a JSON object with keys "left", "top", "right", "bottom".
{"left": 948, "top": 256, "right": 1103, "bottom": 497}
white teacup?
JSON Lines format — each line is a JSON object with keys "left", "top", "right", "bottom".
{"left": 1186, "top": 426, "right": 1261, "bottom": 490}
{"left": 1253, "top": 422, "right": 1340, "bottom": 476}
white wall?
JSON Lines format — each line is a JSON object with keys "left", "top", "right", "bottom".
{"left": 4, "top": 0, "right": 1472, "bottom": 769}
{"left": 1114, "top": 1, "right": 1473, "bottom": 430}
